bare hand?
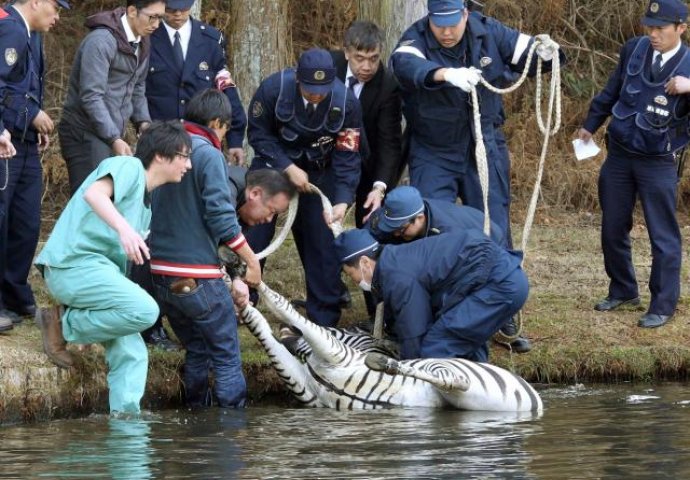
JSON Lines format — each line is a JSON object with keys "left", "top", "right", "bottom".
{"left": 117, "top": 223, "right": 149, "bottom": 265}
{"left": 38, "top": 133, "right": 50, "bottom": 152}
{"left": 227, "top": 148, "right": 246, "bottom": 166}
{"left": 31, "top": 110, "right": 54, "bottom": 135}
{"left": 243, "top": 260, "right": 261, "bottom": 288}
{"left": 362, "top": 189, "right": 384, "bottom": 223}
{"left": 112, "top": 139, "right": 133, "bottom": 156}
{"left": 665, "top": 76, "right": 690, "bottom": 95}
{"left": 231, "top": 278, "right": 250, "bottom": 309}
{"left": 284, "top": 164, "right": 310, "bottom": 192}
{"left": 325, "top": 203, "right": 348, "bottom": 225}
{"left": 0, "top": 130, "right": 16, "bottom": 158}
{"left": 577, "top": 128, "right": 593, "bottom": 142}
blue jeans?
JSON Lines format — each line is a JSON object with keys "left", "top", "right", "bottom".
{"left": 153, "top": 276, "right": 246, "bottom": 408}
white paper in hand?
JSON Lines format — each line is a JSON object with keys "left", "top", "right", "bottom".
{"left": 572, "top": 138, "right": 601, "bottom": 161}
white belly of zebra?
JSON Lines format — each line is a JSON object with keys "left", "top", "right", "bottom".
{"left": 241, "top": 282, "right": 543, "bottom": 413}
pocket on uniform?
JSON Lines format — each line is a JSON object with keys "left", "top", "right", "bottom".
{"left": 194, "top": 69, "right": 214, "bottom": 86}
{"left": 414, "top": 103, "right": 465, "bottom": 157}
{"left": 157, "top": 278, "right": 212, "bottom": 320}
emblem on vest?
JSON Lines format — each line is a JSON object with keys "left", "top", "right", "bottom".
{"left": 480, "top": 57, "right": 492, "bottom": 67}
{"left": 4, "top": 48, "right": 17, "bottom": 67}
{"left": 654, "top": 95, "right": 668, "bottom": 106}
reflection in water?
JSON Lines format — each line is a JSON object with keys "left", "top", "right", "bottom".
{"left": 2, "top": 384, "right": 690, "bottom": 479}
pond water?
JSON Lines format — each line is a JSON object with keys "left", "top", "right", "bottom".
{"left": 1, "top": 383, "right": 689, "bottom": 479}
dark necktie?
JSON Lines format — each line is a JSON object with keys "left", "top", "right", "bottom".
{"left": 306, "top": 102, "right": 316, "bottom": 117}
{"left": 129, "top": 41, "right": 139, "bottom": 56}
{"left": 347, "top": 76, "right": 359, "bottom": 97}
{"left": 173, "top": 31, "right": 184, "bottom": 71}
{"left": 652, "top": 54, "right": 663, "bottom": 81}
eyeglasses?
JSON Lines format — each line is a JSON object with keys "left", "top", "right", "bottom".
{"left": 139, "top": 10, "right": 165, "bottom": 24}
{"left": 175, "top": 151, "right": 191, "bottom": 159}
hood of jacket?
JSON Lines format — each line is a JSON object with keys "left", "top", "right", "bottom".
{"left": 84, "top": 7, "right": 150, "bottom": 58}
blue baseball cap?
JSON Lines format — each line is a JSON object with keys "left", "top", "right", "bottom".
{"left": 428, "top": 0, "right": 466, "bottom": 27}
{"left": 641, "top": 0, "right": 688, "bottom": 26}
{"left": 57, "top": 0, "right": 71, "bottom": 8}
{"left": 334, "top": 229, "right": 380, "bottom": 263}
{"left": 166, "top": 0, "right": 195, "bottom": 10}
{"left": 297, "top": 48, "right": 336, "bottom": 95}
{"left": 377, "top": 186, "right": 425, "bottom": 233}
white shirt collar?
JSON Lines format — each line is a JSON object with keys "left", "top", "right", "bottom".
{"left": 121, "top": 14, "right": 141, "bottom": 44}
{"left": 654, "top": 41, "right": 682, "bottom": 66}
{"left": 345, "top": 65, "right": 364, "bottom": 98}
{"left": 11, "top": 5, "right": 31, "bottom": 37}
{"left": 163, "top": 19, "right": 192, "bottom": 56}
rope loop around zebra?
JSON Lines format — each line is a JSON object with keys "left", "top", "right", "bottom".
{"left": 470, "top": 34, "right": 562, "bottom": 340}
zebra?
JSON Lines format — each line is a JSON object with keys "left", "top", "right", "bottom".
{"left": 240, "top": 282, "right": 543, "bottom": 412}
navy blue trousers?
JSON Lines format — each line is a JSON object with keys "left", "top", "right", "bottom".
{"left": 244, "top": 167, "right": 342, "bottom": 327}
{"left": 599, "top": 150, "right": 681, "bottom": 315}
{"left": 0, "top": 139, "right": 41, "bottom": 312}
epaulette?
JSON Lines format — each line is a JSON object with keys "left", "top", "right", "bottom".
{"left": 199, "top": 22, "right": 223, "bottom": 44}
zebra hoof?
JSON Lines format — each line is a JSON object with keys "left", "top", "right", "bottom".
{"left": 364, "top": 353, "right": 398, "bottom": 375}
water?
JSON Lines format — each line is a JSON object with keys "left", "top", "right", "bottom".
{"left": 1, "top": 383, "right": 690, "bottom": 479}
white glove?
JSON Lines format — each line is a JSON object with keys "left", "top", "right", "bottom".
{"left": 535, "top": 34, "right": 559, "bottom": 62}
{"left": 443, "top": 67, "right": 482, "bottom": 92}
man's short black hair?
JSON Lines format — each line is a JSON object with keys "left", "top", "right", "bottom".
{"left": 344, "top": 20, "right": 384, "bottom": 52}
{"left": 246, "top": 169, "right": 296, "bottom": 199}
{"left": 127, "top": 0, "right": 164, "bottom": 9}
{"left": 184, "top": 88, "right": 232, "bottom": 128}
{"left": 135, "top": 120, "right": 191, "bottom": 168}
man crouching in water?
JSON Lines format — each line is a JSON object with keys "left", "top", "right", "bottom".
{"left": 34, "top": 121, "right": 192, "bottom": 414}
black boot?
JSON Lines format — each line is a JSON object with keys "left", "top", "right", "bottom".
{"left": 495, "top": 317, "right": 532, "bottom": 353}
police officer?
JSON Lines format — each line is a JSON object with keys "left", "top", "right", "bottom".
{"left": 245, "top": 48, "right": 363, "bottom": 327}
{"left": 0, "top": 0, "right": 69, "bottom": 332}
{"left": 334, "top": 228, "right": 528, "bottom": 362}
{"left": 578, "top": 0, "right": 690, "bottom": 328}
{"left": 390, "top": 0, "right": 563, "bottom": 249}
{"left": 367, "top": 185, "right": 532, "bottom": 353}
{"left": 146, "top": 0, "right": 248, "bottom": 165}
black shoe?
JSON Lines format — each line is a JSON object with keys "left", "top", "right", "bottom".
{"left": 638, "top": 313, "right": 672, "bottom": 328}
{"left": 495, "top": 317, "right": 532, "bottom": 354}
{"left": 594, "top": 296, "right": 640, "bottom": 312}
{"left": 0, "top": 309, "right": 23, "bottom": 325}
{"left": 0, "top": 312, "right": 13, "bottom": 332}
{"left": 15, "top": 305, "right": 36, "bottom": 317}
{"left": 145, "top": 326, "right": 181, "bottom": 351}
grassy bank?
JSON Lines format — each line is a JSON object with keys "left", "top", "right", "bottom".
{"left": 2, "top": 211, "right": 690, "bottom": 423}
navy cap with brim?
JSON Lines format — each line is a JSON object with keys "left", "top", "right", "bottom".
{"left": 57, "top": 0, "right": 71, "bottom": 8}
{"left": 297, "top": 48, "right": 336, "bottom": 96}
{"left": 334, "top": 229, "right": 380, "bottom": 263}
{"left": 429, "top": 10, "right": 463, "bottom": 27}
{"left": 167, "top": 0, "right": 196, "bottom": 10}
{"left": 299, "top": 79, "right": 335, "bottom": 96}
{"left": 378, "top": 206, "right": 424, "bottom": 232}
{"left": 641, "top": 16, "right": 681, "bottom": 26}
{"left": 376, "top": 185, "right": 425, "bottom": 233}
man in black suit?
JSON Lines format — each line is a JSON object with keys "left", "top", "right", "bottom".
{"left": 331, "top": 21, "right": 403, "bottom": 227}
{"left": 331, "top": 21, "right": 403, "bottom": 321}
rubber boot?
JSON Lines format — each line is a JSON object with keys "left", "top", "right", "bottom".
{"left": 35, "top": 306, "right": 74, "bottom": 368}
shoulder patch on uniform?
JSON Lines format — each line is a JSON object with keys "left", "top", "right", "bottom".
{"left": 4, "top": 48, "right": 17, "bottom": 67}
{"left": 336, "top": 128, "right": 361, "bottom": 152}
{"left": 199, "top": 22, "right": 222, "bottom": 42}
{"left": 400, "top": 39, "right": 415, "bottom": 47}
{"left": 252, "top": 101, "right": 264, "bottom": 118}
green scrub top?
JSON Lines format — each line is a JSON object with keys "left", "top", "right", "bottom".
{"left": 35, "top": 156, "right": 151, "bottom": 275}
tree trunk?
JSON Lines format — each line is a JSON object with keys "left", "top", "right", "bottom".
{"left": 191, "top": 0, "right": 202, "bottom": 19}
{"left": 357, "top": 0, "right": 426, "bottom": 60}
{"left": 227, "top": 0, "right": 293, "bottom": 110}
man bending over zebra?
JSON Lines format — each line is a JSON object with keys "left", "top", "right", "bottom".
{"left": 334, "top": 228, "right": 528, "bottom": 362}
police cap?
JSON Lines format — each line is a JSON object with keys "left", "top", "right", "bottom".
{"left": 377, "top": 186, "right": 425, "bottom": 233}
{"left": 167, "top": 0, "right": 195, "bottom": 10}
{"left": 428, "top": 0, "right": 466, "bottom": 27}
{"left": 641, "top": 0, "right": 688, "bottom": 26}
{"left": 297, "top": 48, "right": 336, "bottom": 96}
{"left": 334, "top": 229, "right": 380, "bottom": 263}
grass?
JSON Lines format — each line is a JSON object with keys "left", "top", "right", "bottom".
{"left": 3, "top": 209, "right": 690, "bottom": 423}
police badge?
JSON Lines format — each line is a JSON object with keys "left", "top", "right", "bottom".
{"left": 314, "top": 70, "right": 325, "bottom": 81}
{"left": 654, "top": 95, "right": 668, "bottom": 106}
{"left": 650, "top": 2, "right": 659, "bottom": 13}
{"left": 199, "top": 61, "right": 209, "bottom": 71}
{"left": 252, "top": 101, "right": 264, "bottom": 118}
{"left": 5, "top": 48, "right": 17, "bottom": 67}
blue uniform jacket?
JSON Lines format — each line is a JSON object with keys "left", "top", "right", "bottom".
{"left": 247, "top": 68, "right": 363, "bottom": 205}
{"left": 366, "top": 198, "right": 504, "bottom": 245}
{"left": 150, "top": 127, "right": 244, "bottom": 272}
{"left": 146, "top": 19, "right": 247, "bottom": 149}
{"left": 0, "top": 6, "right": 44, "bottom": 142}
{"left": 391, "top": 13, "right": 564, "bottom": 172}
{"left": 583, "top": 36, "right": 690, "bottom": 156}
{"left": 372, "top": 230, "right": 523, "bottom": 359}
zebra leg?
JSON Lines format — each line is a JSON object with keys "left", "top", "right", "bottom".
{"left": 365, "top": 353, "right": 470, "bottom": 392}
{"left": 258, "top": 282, "right": 358, "bottom": 367}
{"left": 239, "top": 305, "right": 319, "bottom": 406}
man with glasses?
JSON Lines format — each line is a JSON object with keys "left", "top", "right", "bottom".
{"left": 59, "top": 0, "right": 166, "bottom": 195}
{"left": 146, "top": 0, "right": 247, "bottom": 166}
{"left": 0, "top": 0, "right": 70, "bottom": 333}
{"left": 366, "top": 185, "right": 532, "bottom": 353}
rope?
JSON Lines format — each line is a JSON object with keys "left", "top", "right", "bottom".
{"left": 469, "top": 35, "right": 562, "bottom": 339}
